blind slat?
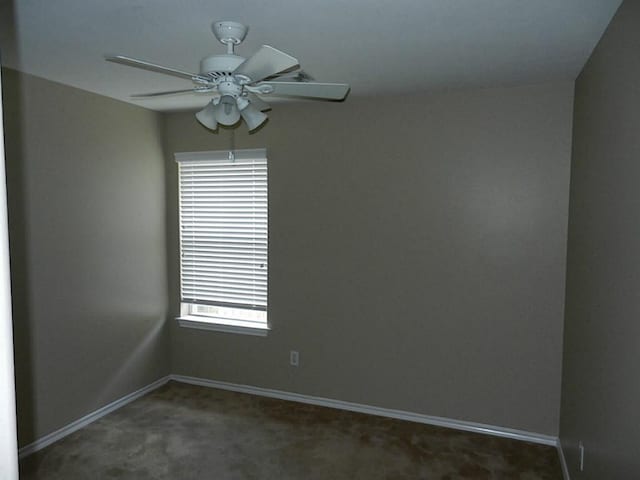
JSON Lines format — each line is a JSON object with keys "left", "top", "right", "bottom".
{"left": 182, "top": 268, "right": 267, "bottom": 278}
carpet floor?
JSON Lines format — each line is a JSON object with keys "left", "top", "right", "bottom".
{"left": 20, "top": 381, "right": 563, "bottom": 479}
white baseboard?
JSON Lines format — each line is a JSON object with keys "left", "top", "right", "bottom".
{"left": 170, "top": 374, "right": 558, "bottom": 447}
{"left": 558, "top": 440, "right": 571, "bottom": 480}
{"left": 18, "top": 376, "right": 170, "bottom": 459}
{"left": 18, "top": 373, "right": 560, "bottom": 460}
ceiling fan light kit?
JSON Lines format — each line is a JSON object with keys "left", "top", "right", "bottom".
{"left": 105, "top": 20, "right": 350, "bottom": 132}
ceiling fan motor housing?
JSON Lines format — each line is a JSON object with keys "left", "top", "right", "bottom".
{"left": 200, "top": 54, "right": 245, "bottom": 77}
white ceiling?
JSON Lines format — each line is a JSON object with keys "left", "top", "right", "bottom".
{"left": 0, "top": 0, "right": 622, "bottom": 112}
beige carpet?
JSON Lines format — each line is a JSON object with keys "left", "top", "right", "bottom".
{"left": 20, "top": 381, "right": 562, "bottom": 479}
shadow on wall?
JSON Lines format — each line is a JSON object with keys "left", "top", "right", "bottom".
{"left": 1, "top": 0, "right": 36, "bottom": 448}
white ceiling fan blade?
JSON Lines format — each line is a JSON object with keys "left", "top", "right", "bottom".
{"left": 259, "top": 81, "right": 350, "bottom": 100}
{"left": 131, "top": 89, "right": 202, "bottom": 98}
{"left": 269, "top": 69, "right": 315, "bottom": 82}
{"left": 247, "top": 93, "right": 271, "bottom": 112}
{"left": 232, "top": 45, "right": 299, "bottom": 83}
{"left": 106, "top": 55, "right": 208, "bottom": 82}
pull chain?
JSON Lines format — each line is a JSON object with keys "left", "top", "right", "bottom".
{"left": 228, "top": 128, "right": 236, "bottom": 162}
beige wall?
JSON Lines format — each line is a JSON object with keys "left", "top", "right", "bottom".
{"left": 1, "top": 66, "right": 576, "bottom": 446}
{"left": 165, "top": 82, "right": 574, "bottom": 436}
{"left": 2, "top": 69, "right": 169, "bottom": 447}
{"left": 560, "top": 0, "right": 640, "bottom": 477}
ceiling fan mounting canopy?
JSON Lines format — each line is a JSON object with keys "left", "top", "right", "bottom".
{"left": 105, "top": 19, "right": 350, "bottom": 132}
{"left": 212, "top": 21, "right": 248, "bottom": 46}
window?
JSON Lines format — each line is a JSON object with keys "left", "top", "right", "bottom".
{"left": 175, "top": 149, "right": 268, "bottom": 336}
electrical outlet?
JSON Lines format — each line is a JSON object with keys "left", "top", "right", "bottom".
{"left": 290, "top": 350, "right": 299, "bottom": 367}
{"left": 579, "top": 441, "right": 585, "bottom": 471}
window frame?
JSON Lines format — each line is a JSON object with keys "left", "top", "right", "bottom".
{"left": 175, "top": 149, "right": 269, "bottom": 336}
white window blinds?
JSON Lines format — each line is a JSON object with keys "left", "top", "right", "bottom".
{"left": 176, "top": 149, "right": 267, "bottom": 318}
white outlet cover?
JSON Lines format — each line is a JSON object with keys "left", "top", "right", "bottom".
{"left": 290, "top": 351, "right": 299, "bottom": 366}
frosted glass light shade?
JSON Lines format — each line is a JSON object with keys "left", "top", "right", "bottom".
{"left": 240, "top": 104, "right": 268, "bottom": 131}
{"left": 195, "top": 102, "right": 218, "bottom": 130}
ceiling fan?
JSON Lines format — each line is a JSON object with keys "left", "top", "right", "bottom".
{"left": 106, "top": 21, "right": 350, "bottom": 132}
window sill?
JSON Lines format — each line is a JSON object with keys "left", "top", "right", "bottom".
{"left": 176, "top": 316, "right": 269, "bottom": 337}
